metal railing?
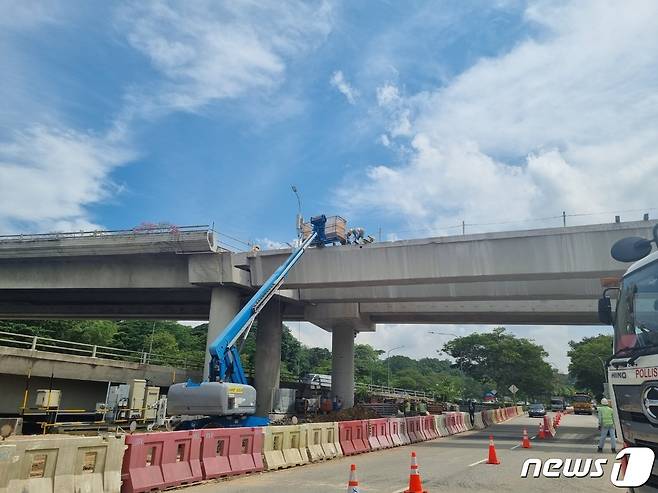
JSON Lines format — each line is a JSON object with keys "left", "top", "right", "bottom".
{"left": 0, "top": 224, "right": 210, "bottom": 243}
{"left": 355, "top": 382, "right": 433, "bottom": 400}
{"left": 0, "top": 330, "right": 204, "bottom": 370}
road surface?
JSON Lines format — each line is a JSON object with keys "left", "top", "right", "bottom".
{"left": 185, "top": 413, "right": 618, "bottom": 492}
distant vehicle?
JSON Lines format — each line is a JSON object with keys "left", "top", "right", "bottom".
{"left": 550, "top": 396, "right": 566, "bottom": 411}
{"left": 528, "top": 403, "right": 546, "bottom": 417}
{"left": 572, "top": 393, "right": 594, "bottom": 415}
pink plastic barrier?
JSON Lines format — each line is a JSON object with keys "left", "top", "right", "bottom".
{"left": 421, "top": 415, "right": 438, "bottom": 439}
{"left": 455, "top": 412, "right": 467, "bottom": 433}
{"left": 445, "top": 413, "right": 460, "bottom": 434}
{"left": 338, "top": 420, "right": 370, "bottom": 455}
{"left": 200, "top": 427, "right": 263, "bottom": 479}
{"left": 405, "top": 416, "right": 422, "bottom": 442}
{"left": 368, "top": 418, "right": 392, "bottom": 449}
{"left": 388, "top": 418, "right": 404, "bottom": 446}
{"left": 122, "top": 430, "right": 203, "bottom": 493}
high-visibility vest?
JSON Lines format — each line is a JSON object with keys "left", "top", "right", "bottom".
{"left": 598, "top": 405, "right": 614, "bottom": 427}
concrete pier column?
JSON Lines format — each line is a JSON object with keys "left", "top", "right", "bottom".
{"left": 254, "top": 302, "right": 282, "bottom": 416}
{"left": 204, "top": 286, "right": 242, "bottom": 380}
{"left": 332, "top": 326, "right": 356, "bottom": 409}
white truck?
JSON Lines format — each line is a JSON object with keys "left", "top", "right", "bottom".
{"left": 599, "top": 225, "right": 658, "bottom": 491}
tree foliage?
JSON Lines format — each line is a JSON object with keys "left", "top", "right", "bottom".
{"left": 0, "top": 319, "right": 557, "bottom": 401}
{"left": 443, "top": 327, "right": 555, "bottom": 400}
{"left": 567, "top": 334, "right": 613, "bottom": 398}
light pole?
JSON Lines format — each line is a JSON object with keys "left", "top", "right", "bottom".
{"left": 387, "top": 346, "right": 405, "bottom": 388}
{"left": 291, "top": 185, "right": 303, "bottom": 241}
{"left": 596, "top": 356, "right": 608, "bottom": 382}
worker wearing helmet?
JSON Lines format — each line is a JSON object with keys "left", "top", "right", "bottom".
{"left": 597, "top": 398, "right": 616, "bottom": 453}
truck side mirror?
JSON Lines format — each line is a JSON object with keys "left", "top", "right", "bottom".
{"left": 598, "top": 297, "right": 613, "bottom": 325}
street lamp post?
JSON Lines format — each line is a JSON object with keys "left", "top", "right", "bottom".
{"left": 387, "top": 346, "right": 405, "bottom": 388}
{"left": 596, "top": 356, "right": 608, "bottom": 382}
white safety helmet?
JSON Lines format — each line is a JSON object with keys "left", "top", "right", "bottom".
{"left": 601, "top": 398, "right": 609, "bottom": 406}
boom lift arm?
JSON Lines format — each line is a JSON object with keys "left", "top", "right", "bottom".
{"left": 207, "top": 230, "right": 318, "bottom": 385}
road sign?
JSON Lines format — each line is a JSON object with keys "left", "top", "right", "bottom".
{"left": 509, "top": 384, "right": 518, "bottom": 394}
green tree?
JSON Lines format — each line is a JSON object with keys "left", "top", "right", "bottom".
{"left": 61, "top": 320, "right": 117, "bottom": 346}
{"left": 567, "top": 334, "right": 613, "bottom": 398}
{"left": 354, "top": 344, "right": 385, "bottom": 384}
{"left": 443, "top": 327, "right": 555, "bottom": 400}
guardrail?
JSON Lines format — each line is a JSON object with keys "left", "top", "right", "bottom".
{"left": 356, "top": 383, "right": 433, "bottom": 400}
{"left": 0, "top": 224, "right": 210, "bottom": 242}
{"left": 0, "top": 330, "right": 204, "bottom": 370}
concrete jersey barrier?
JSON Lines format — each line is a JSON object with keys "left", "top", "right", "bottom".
{"left": 302, "top": 422, "right": 342, "bottom": 460}
{"left": 263, "top": 425, "right": 308, "bottom": 470}
{"left": 434, "top": 414, "right": 450, "bottom": 436}
{"left": 0, "top": 434, "right": 124, "bottom": 493}
{"left": 473, "top": 412, "right": 486, "bottom": 429}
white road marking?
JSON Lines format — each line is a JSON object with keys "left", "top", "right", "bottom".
{"left": 468, "top": 458, "right": 488, "bottom": 467}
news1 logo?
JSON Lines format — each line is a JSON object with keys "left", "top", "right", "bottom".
{"left": 520, "top": 447, "right": 655, "bottom": 487}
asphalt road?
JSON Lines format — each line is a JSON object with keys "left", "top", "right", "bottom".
{"left": 185, "top": 413, "right": 620, "bottom": 492}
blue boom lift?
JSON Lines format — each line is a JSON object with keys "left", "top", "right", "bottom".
{"left": 167, "top": 216, "right": 333, "bottom": 428}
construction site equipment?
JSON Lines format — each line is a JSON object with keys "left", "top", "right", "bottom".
{"left": 302, "top": 215, "right": 347, "bottom": 244}
{"left": 168, "top": 215, "right": 348, "bottom": 428}
{"left": 168, "top": 229, "right": 320, "bottom": 428}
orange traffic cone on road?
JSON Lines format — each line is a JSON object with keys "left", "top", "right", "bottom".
{"left": 347, "top": 464, "right": 360, "bottom": 493}
{"left": 404, "top": 451, "right": 428, "bottom": 493}
{"left": 487, "top": 435, "right": 501, "bottom": 465}
{"left": 522, "top": 428, "right": 531, "bottom": 449}
{"left": 538, "top": 422, "right": 545, "bottom": 439}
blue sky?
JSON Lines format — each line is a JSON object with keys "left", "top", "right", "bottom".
{"left": 3, "top": 0, "right": 658, "bottom": 371}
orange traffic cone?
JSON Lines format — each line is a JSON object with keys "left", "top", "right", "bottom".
{"left": 538, "top": 422, "right": 545, "bottom": 439}
{"left": 487, "top": 435, "right": 500, "bottom": 465}
{"left": 404, "top": 451, "right": 428, "bottom": 493}
{"left": 522, "top": 428, "right": 531, "bottom": 449}
{"left": 347, "top": 464, "right": 360, "bottom": 493}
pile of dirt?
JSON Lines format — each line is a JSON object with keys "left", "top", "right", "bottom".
{"left": 308, "top": 405, "right": 381, "bottom": 422}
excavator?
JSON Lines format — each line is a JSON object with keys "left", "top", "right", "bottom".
{"left": 167, "top": 215, "right": 345, "bottom": 428}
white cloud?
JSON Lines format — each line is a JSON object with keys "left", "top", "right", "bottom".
{"left": 0, "top": 126, "right": 134, "bottom": 233}
{"left": 341, "top": 0, "right": 658, "bottom": 233}
{"left": 330, "top": 70, "right": 358, "bottom": 104}
{"left": 256, "top": 237, "right": 291, "bottom": 250}
{"left": 117, "top": 1, "right": 334, "bottom": 114}
{"left": 376, "top": 83, "right": 400, "bottom": 107}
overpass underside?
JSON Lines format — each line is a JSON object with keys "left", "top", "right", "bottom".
{"left": 0, "top": 220, "right": 654, "bottom": 410}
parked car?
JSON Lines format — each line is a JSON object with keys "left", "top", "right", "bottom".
{"left": 528, "top": 403, "right": 547, "bottom": 417}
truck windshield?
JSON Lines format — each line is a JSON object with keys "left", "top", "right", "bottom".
{"left": 615, "top": 261, "right": 658, "bottom": 352}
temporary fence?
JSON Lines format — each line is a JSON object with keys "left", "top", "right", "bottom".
{"left": 19, "top": 406, "right": 520, "bottom": 492}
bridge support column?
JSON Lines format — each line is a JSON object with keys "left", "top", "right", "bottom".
{"left": 332, "top": 326, "right": 356, "bottom": 409}
{"left": 254, "top": 302, "right": 282, "bottom": 416}
{"left": 204, "top": 287, "right": 241, "bottom": 380}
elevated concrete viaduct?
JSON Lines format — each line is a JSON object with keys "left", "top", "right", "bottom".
{"left": 0, "top": 220, "right": 654, "bottom": 410}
